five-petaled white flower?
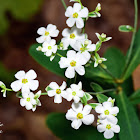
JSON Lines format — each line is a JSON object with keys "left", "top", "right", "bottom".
{"left": 47, "top": 81, "right": 67, "bottom": 104}
{"left": 66, "top": 102, "right": 94, "bottom": 129}
{"left": 65, "top": 3, "right": 89, "bottom": 28}
{"left": 59, "top": 50, "right": 88, "bottom": 79}
{"left": 0, "top": 81, "right": 6, "bottom": 97}
{"left": 73, "top": 39, "right": 96, "bottom": 61}
{"left": 61, "top": 26, "right": 85, "bottom": 49}
{"left": 66, "top": 82, "right": 84, "bottom": 103}
{"left": 97, "top": 119, "right": 120, "bottom": 139}
{"left": 11, "top": 70, "right": 39, "bottom": 95}
{"left": 95, "top": 101, "right": 119, "bottom": 124}
{"left": 20, "top": 92, "right": 37, "bottom": 111}
{"left": 42, "top": 39, "right": 57, "bottom": 57}
{"left": 36, "top": 24, "right": 59, "bottom": 43}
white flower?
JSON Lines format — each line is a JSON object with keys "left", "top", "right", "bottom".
{"left": 66, "top": 82, "right": 84, "bottom": 103}
{"left": 73, "top": 39, "right": 96, "bottom": 61}
{"left": 94, "top": 56, "right": 107, "bottom": 67}
{"left": 36, "top": 46, "right": 43, "bottom": 51}
{"left": 66, "top": 102, "right": 94, "bottom": 129}
{"left": 95, "top": 101, "right": 119, "bottom": 124}
{"left": 36, "top": 24, "right": 59, "bottom": 43}
{"left": 20, "top": 92, "right": 37, "bottom": 111}
{"left": 97, "top": 119, "right": 120, "bottom": 139}
{"left": 107, "top": 97, "right": 115, "bottom": 106}
{"left": 61, "top": 26, "right": 85, "bottom": 49}
{"left": 42, "top": 39, "right": 57, "bottom": 57}
{"left": 0, "top": 81, "right": 6, "bottom": 97}
{"left": 59, "top": 50, "right": 88, "bottom": 79}
{"left": 47, "top": 81, "right": 67, "bottom": 104}
{"left": 11, "top": 70, "right": 39, "bottom": 95}
{"left": 65, "top": 3, "right": 89, "bottom": 28}
{"left": 95, "top": 33, "right": 112, "bottom": 42}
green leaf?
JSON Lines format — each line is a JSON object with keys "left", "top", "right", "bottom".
{"left": 123, "top": 29, "right": 140, "bottom": 80}
{"left": 89, "top": 103, "right": 100, "bottom": 109}
{"left": 85, "top": 92, "right": 93, "bottom": 101}
{"left": 16, "top": 92, "right": 22, "bottom": 98}
{"left": 129, "top": 89, "right": 140, "bottom": 104}
{"left": 45, "top": 86, "right": 52, "bottom": 92}
{"left": 46, "top": 113, "right": 117, "bottom": 140}
{"left": 96, "top": 94, "right": 108, "bottom": 103}
{"left": 115, "top": 92, "right": 140, "bottom": 140}
{"left": 0, "top": 0, "right": 43, "bottom": 34}
{"left": 29, "top": 44, "right": 66, "bottom": 77}
{"left": 119, "top": 25, "right": 134, "bottom": 32}
{"left": 90, "top": 82, "right": 103, "bottom": 92}
{"left": 81, "top": 92, "right": 93, "bottom": 105}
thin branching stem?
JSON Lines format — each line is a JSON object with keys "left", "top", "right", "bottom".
{"left": 61, "top": 0, "right": 67, "bottom": 10}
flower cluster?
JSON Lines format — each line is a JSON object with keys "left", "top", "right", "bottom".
{"left": 36, "top": 0, "right": 111, "bottom": 79}
{"left": 95, "top": 98, "right": 120, "bottom": 139}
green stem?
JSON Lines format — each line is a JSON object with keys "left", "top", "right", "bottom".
{"left": 41, "top": 92, "right": 48, "bottom": 95}
{"left": 61, "top": 0, "right": 67, "bottom": 10}
{"left": 82, "top": 20, "right": 87, "bottom": 33}
{"left": 88, "top": 88, "right": 116, "bottom": 95}
{"left": 6, "top": 88, "right": 13, "bottom": 92}
{"left": 57, "top": 53, "right": 63, "bottom": 57}
{"left": 122, "top": 0, "right": 138, "bottom": 79}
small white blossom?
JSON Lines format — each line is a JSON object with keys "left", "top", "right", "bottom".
{"left": 47, "top": 81, "right": 67, "bottom": 104}
{"left": 66, "top": 82, "right": 84, "bottom": 103}
{"left": 11, "top": 70, "right": 39, "bottom": 95}
{"left": 36, "top": 46, "right": 43, "bottom": 51}
{"left": 0, "top": 81, "right": 6, "bottom": 97}
{"left": 66, "top": 102, "right": 94, "bottom": 129}
{"left": 36, "top": 24, "right": 59, "bottom": 43}
{"left": 65, "top": 3, "right": 89, "bottom": 28}
{"left": 20, "top": 92, "right": 37, "bottom": 111}
{"left": 61, "top": 26, "right": 85, "bottom": 49}
{"left": 97, "top": 119, "right": 120, "bottom": 139}
{"left": 95, "top": 33, "right": 112, "bottom": 42}
{"left": 73, "top": 39, "right": 96, "bottom": 61}
{"left": 59, "top": 50, "right": 88, "bottom": 79}
{"left": 95, "top": 101, "right": 119, "bottom": 124}
{"left": 94, "top": 56, "right": 107, "bottom": 67}
{"left": 42, "top": 39, "right": 57, "bottom": 57}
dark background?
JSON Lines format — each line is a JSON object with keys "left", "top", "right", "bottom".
{"left": 0, "top": 0, "right": 140, "bottom": 139}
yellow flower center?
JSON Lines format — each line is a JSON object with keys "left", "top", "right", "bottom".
{"left": 73, "top": 12, "right": 78, "bottom": 18}
{"left": 106, "top": 124, "right": 111, "bottom": 130}
{"left": 70, "top": 33, "right": 76, "bottom": 39}
{"left": 48, "top": 46, "right": 52, "bottom": 50}
{"left": 72, "top": 91, "right": 76, "bottom": 96}
{"left": 45, "top": 31, "right": 49, "bottom": 36}
{"left": 26, "top": 98, "right": 30, "bottom": 102}
{"left": 104, "top": 110, "right": 109, "bottom": 115}
{"left": 56, "top": 89, "right": 61, "bottom": 94}
{"left": 77, "top": 113, "right": 83, "bottom": 119}
{"left": 22, "top": 79, "right": 28, "bottom": 84}
{"left": 60, "top": 42, "right": 63, "bottom": 47}
{"left": 70, "top": 60, "right": 76, "bottom": 67}
{"left": 98, "top": 59, "right": 102, "bottom": 64}
{"left": 80, "top": 47, "right": 84, "bottom": 51}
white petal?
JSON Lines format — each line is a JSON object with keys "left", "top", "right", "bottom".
{"left": 31, "top": 99, "right": 37, "bottom": 105}
{"left": 67, "top": 50, "right": 76, "bottom": 58}
{"left": 15, "top": 70, "right": 25, "bottom": 79}
{"left": 95, "top": 105, "right": 104, "bottom": 114}
{"left": 72, "top": 102, "right": 83, "bottom": 112}
{"left": 76, "top": 18, "right": 84, "bottom": 29}
{"left": 62, "top": 28, "right": 70, "bottom": 37}
{"left": 103, "top": 102, "right": 112, "bottom": 108}
{"left": 60, "top": 81, "right": 67, "bottom": 90}
{"left": 47, "top": 24, "right": 56, "bottom": 32}
{"left": 37, "top": 27, "right": 46, "bottom": 35}
{"left": 65, "top": 67, "right": 75, "bottom": 79}
{"left": 78, "top": 81, "right": 82, "bottom": 89}
{"left": 81, "top": 52, "right": 91, "bottom": 62}
{"left": 50, "top": 29, "right": 59, "bottom": 37}
{"left": 25, "top": 70, "right": 37, "bottom": 80}
{"left": 25, "top": 102, "right": 33, "bottom": 110}
{"left": 54, "top": 94, "right": 62, "bottom": 103}
{"left": 65, "top": 6, "right": 73, "bottom": 17}
{"left": 59, "top": 57, "right": 69, "bottom": 68}
{"left": 76, "top": 52, "right": 88, "bottom": 65}
{"left": 36, "top": 36, "right": 46, "bottom": 43}
{"left": 88, "top": 44, "right": 96, "bottom": 52}
{"left": 73, "top": 3, "right": 81, "bottom": 12}
{"left": 21, "top": 84, "right": 30, "bottom": 93}
{"left": 94, "top": 60, "right": 98, "bottom": 67}
{"left": 79, "top": 7, "right": 89, "bottom": 18}
{"left": 71, "top": 84, "right": 79, "bottom": 91}
{"left": 107, "top": 115, "right": 118, "bottom": 124}
{"left": 110, "top": 107, "right": 119, "bottom": 114}
{"left": 82, "top": 105, "right": 92, "bottom": 115}
{"left": 82, "top": 114, "right": 94, "bottom": 125}
{"left": 77, "top": 90, "right": 84, "bottom": 97}
{"left": 3, "top": 91, "right": 6, "bottom": 98}
{"left": 28, "top": 80, "right": 39, "bottom": 91}
{"left": 20, "top": 99, "right": 26, "bottom": 107}
{"left": 49, "top": 82, "right": 59, "bottom": 89}
{"left": 73, "top": 96, "right": 80, "bottom": 103}
{"left": 75, "top": 65, "right": 85, "bottom": 76}
{"left": 104, "top": 130, "right": 114, "bottom": 139}
{"left": 66, "top": 18, "right": 75, "bottom": 28}
{"left": 71, "top": 119, "right": 82, "bottom": 129}
{"left": 66, "top": 109, "right": 77, "bottom": 121}
{"left": 97, "top": 125, "right": 106, "bottom": 132}
{"left": 48, "top": 90, "right": 56, "bottom": 97}
{"left": 11, "top": 80, "right": 22, "bottom": 92}
{"left": 111, "top": 125, "right": 120, "bottom": 133}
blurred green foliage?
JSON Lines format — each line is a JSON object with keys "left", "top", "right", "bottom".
{"left": 0, "top": 0, "right": 43, "bottom": 34}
